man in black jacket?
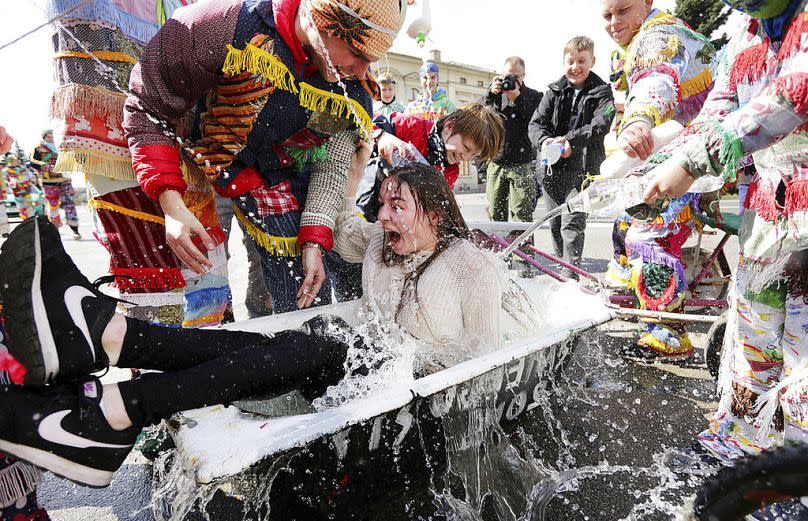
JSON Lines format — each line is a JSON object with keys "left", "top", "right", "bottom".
{"left": 482, "top": 57, "right": 542, "bottom": 222}
{"left": 529, "top": 36, "right": 614, "bottom": 272}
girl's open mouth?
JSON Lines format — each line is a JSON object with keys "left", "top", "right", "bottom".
{"left": 387, "top": 230, "right": 402, "bottom": 247}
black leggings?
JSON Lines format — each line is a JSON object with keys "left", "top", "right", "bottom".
{"left": 115, "top": 316, "right": 350, "bottom": 428}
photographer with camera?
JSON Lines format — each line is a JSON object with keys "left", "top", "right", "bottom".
{"left": 481, "top": 57, "right": 542, "bottom": 223}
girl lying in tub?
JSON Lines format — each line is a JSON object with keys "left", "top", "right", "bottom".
{"left": 0, "top": 143, "right": 507, "bottom": 487}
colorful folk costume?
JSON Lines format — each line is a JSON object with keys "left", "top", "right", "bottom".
{"left": 2, "top": 158, "right": 39, "bottom": 221}
{"left": 404, "top": 62, "right": 457, "bottom": 121}
{"left": 0, "top": 168, "right": 8, "bottom": 237}
{"left": 669, "top": 0, "right": 808, "bottom": 462}
{"left": 124, "top": 0, "right": 402, "bottom": 313}
{"left": 30, "top": 134, "right": 80, "bottom": 237}
{"left": 605, "top": 9, "right": 717, "bottom": 359}
{"left": 46, "top": 0, "right": 232, "bottom": 327}
{"left": 0, "top": 321, "right": 48, "bottom": 521}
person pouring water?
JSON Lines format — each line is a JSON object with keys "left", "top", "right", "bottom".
{"left": 123, "top": 0, "right": 407, "bottom": 313}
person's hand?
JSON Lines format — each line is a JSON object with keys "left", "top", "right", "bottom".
{"left": 346, "top": 138, "right": 374, "bottom": 198}
{"left": 349, "top": 139, "right": 373, "bottom": 182}
{"left": 618, "top": 121, "right": 654, "bottom": 160}
{"left": 504, "top": 80, "right": 521, "bottom": 102}
{"left": 0, "top": 126, "right": 14, "bottom": 155}
{"left": 376, "top": 131, "right": 410, "bottom": 164}
{"left": 159, "top": 190, "right": 214, "bottom": 274}
{"left": 543, "top": 137, "right": 572, "bottom": 158}
{"left": 643, "top": 158, "right": 695, "bottom": 204}
{"left": 297, "top": 245, "right": 326, "bottom": 309}
{"left": 490, "top": 76, "right": 503, "bottom": 95}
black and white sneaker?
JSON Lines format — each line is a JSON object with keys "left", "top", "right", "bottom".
{"left": 0, "top": 216, "right": 118, "bottom": 386}
{"left": 0, "top": 378, "right": 139, "bottom": 487}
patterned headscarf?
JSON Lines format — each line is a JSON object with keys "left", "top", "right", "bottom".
{"left": 309, "top": 0, "right": 405, "bottom": 60}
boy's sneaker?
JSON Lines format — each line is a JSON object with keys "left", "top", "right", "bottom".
{"left": 0, "top": 378, "right": 139, "bottom": 487}
{"left": 0, "top": 216, "right": 117, "bottom": 386}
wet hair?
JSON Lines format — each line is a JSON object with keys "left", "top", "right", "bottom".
{"left": 379, "top": 163, "right": 469, "bottom": 319}
{"left": 436, "top": 103, "right": 505, "bottom": 162}
{"left": 564, "top": 35, "right": 595, "bottom": 57}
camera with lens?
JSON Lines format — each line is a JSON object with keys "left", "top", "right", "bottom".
{"left": 501, "top": 74, "right": 519, "bottom": 92}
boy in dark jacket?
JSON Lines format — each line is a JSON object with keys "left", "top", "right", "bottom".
{"left": 529, "top": 36, "right": 614, "bottom": 271}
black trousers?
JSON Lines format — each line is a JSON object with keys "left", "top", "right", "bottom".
{"left": 544, "top": 186, "right": 587, "bottom": 268}
{"left": 115, "top": 316, "right": 350, "bottom": 427}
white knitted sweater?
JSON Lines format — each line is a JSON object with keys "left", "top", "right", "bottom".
{"left": 334, "top": 198, "right": 503, "bottom": 374}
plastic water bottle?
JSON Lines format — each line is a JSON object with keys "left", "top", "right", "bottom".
{"left": 567, "top": 172, "right": 726, "bottom": 218}
{"left": 501, "top": 169, "right": 725, "bottom": 257}
{"left": 598, "top": 120, "right": 685, "bottom": 179}
{"left": 389, "top": 144, "right": 430, "bottom": 168}
{"left": 540, "top": 143, "right": 565, "bottom": 167}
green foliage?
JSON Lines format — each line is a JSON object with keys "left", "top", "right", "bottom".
{"left": 674, "top": 0, "right": 732, "bottom": 48}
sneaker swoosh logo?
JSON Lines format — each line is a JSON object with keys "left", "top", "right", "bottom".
{"left": 38, "top": 410, "right": 133, "bottom": 449}
{"left": 64, "top": 286, "right": 96, "bottom": 362}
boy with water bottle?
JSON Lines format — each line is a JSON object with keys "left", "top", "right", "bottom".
{"left": 528, "top": 36, "right": 614, "bottom": 275}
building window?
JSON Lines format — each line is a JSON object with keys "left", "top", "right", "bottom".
{"left": 477, "top": 80, "right": 484, "bottom": 87}
{"left": 410, "top": 88, "right": 419, "bottom": 100}
{"left": 459, "top": 77, "right": 467, "bottom": 85}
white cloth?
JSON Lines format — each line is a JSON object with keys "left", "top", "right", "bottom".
{"left": 334, "top": 197, "right": 503, "bottom": 374}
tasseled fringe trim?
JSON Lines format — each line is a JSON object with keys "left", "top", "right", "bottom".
{"left": 647, "top": 152, "right": 672, "bottom": 165}
{"left": 784, "top": 250, "right": 808, "bottom": 303}
{"left": 701, "top": 120, "right": 743, "bottom": 183}
{"left": 627, "top": 34, "right": 681, "bottom": 71}
{"left": 785, "top": 179, "right": 808, "bottom": 215}
{"left": 681, "top": 68, "right": 713, "bottom": 99}
{"left": 621, "top": 106, "right": 663, "bottom": 129}
{"left": 737, "top": 254, "right": 790, "bottom": 296}
{"left": 778, "top": 12, "right": 808, "bottom": 61}
{"left": 89, "top": 197, "right": 165, "bottom": 226}
{"left": 716, "top": 281, "right": 740, "bottom": 415}
{"left": 54, "top": 151, "right": 135, "bottom": 180}
{"left": 770, "top": 72, "right": 808, "bottom": 115}
{"left": 754, "top": 360, "right": 808, "bottom": 441}
{"left": 221, "top": 44, "right": 373, "bottom": 138}
{"left": 0, "top": 460, "right": 41, "bottom": 508}
{"left": 222, "top": 43, "right": 299, "bottom": 94}
{"left": 746, "top": 181, "right": 781, "bottom": 221}
{"left": 54, "top": 50, "right": 138, "bottom": 65}
{"left": 50, "top": 84, "right": 126, "bottom": 127}
{"left": 285, "top": 143, "right": 328, "bottom": 171}
{"left": 46, "top": 0, "right": 159, "bottom": 44}
{"left": 111, "top": 267, "right": 186, "bottom": 291}
{"left": 234, "top": 207, "right": 301, "bottom": 257}
{"left": 182, "top": 312, "right": 226, "bottom": 328}
{"left": 299, "top": 83, "right": 373, "bottom": 138}
{"left": 678, "top": 86, "right": 712, "bottom": 119}
{"left": 729, "top": 38, "right": 769, "bottom": 90}
{"left": 626, "top": 240, "right": 687, "bottom": 284}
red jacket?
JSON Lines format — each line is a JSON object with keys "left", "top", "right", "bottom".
{"left": 389, "top": 114, "right": 459, "bottom": 188}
